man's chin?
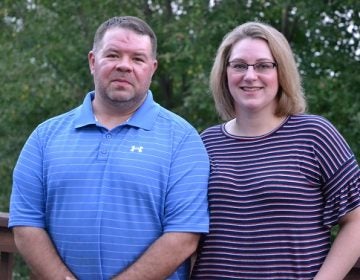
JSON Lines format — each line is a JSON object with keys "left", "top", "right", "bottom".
{"left": 109, "top": 89, "right": 134, "bottom": 101}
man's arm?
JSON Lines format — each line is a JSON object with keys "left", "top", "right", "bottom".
{"left": 13, "top": 226, "right": 76, "bottom": 280}
{"left": 114, "top": 232, "right": 200, "bottom": 280}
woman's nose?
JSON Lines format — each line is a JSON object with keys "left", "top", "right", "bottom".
{"left": 243, "top": 66, "right": 258, "bottom": 80}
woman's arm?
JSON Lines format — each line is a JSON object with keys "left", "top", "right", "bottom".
{"left": 314, "top": 207, "right": 360, "bottom": 280}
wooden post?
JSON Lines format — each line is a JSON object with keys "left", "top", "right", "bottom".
{"left": 345, "top": 258, "right": 360, "bottom": 280}
{"left": 0, "top": 212, "right": 37, "bottom": 280}
{"left": 0, "top": 212, "right": 17, "bottom": 280}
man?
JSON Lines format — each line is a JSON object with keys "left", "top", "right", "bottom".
{"left": 9, "top": 16, "right": 209, "bottom": 280}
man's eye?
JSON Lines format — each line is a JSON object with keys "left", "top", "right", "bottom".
{"left": 107, "top": 54, "right": 117, "bottom": 58}
{"left": 133, "top": 57, "right": 145, "bottom": 62}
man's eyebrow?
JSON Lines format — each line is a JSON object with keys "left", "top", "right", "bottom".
{"left": 103, "top": 47, "right": 150, "bottom": 56}
{"left": 102, "top": 47, "right": 118, "bottom": 53}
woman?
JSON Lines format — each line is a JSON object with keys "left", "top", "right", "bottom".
{"left": 191, "top": 21, "right": 360, "bottom": 280}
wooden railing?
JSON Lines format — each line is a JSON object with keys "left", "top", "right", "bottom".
{"left": 347, "top": 258, "right": 360, "bottom": 280}
{"left": 0, "top": 212, "right": 17, "bottom": 280}
{"left": 0, "top": 212, "right": 36, "bottom": 279}
{"left": 1, "top": 212, "right": 360, "bottom": 279}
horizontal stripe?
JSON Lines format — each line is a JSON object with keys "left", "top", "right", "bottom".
{"left": 192, "top": 114, "right": 360, "bottom": 280}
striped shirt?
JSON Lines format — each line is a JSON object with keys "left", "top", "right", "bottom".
{"left": 191, "top": 114, "right": 360, "bottom": 279}
{"left": 9, "top": 91, "right": 210, "bottom": 280}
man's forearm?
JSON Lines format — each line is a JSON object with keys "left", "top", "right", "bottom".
{"left": 13, "top": 226, "right": 76, "bottom": 280}
{"left": 114, "top": 232, "right": 200, "bottom": 280}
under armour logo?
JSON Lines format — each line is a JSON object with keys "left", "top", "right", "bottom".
{"left": 130, "top": 145, "right": 143, "bottom": 152}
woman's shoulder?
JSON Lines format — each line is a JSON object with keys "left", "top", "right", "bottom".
{"left": 287, "top": 114, "right": 349, "bottom": 148}
{"left": 200, "top": 123, "right": 224, "bottom": 136}
{"left": 290, "top": 113, "right": 330, "bottom": 123}
{"left": 288, "top": 114, "right": 337, "bottom": 132}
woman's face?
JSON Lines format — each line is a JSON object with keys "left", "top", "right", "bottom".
{"left": 227, "top": 37, "right": 279, "bottom": 117}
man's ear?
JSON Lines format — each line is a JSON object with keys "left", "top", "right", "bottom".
{"left": 151, "top": 59, "right": 158, "bottom": 76}
{"left": 88, "top": 51, "right": 95, "bottom": 75}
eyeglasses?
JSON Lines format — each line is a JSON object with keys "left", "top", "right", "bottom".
{"left": 227, "top": 61, "right": 277, "bottom": 74}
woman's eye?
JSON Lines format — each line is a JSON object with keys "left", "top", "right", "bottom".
{"left": 234, "top": 63, "right": 247, "bottom": 70}
{"left": 257, "top": 63, "right": 272, "bottom": 69}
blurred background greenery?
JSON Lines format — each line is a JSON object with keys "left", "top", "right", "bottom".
{"left": 0, "top": 1, "right": 359, "bottom": 277}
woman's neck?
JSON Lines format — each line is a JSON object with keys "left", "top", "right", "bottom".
{"left": 225, "top": 114, "right": 286, "bottom": 137}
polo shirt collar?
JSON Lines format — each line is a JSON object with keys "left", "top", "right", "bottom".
{"left": 74, "top": 90, "right": 159, "bottom": 131}
{"left": 127, "top": 90, "right": 160, "bottom": 131}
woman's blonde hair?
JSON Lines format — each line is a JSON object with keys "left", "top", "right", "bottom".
{"left": 210, "top": 21, "right": 306, "bottom": 120}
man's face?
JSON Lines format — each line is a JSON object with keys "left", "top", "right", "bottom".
{"left": 88, "top": 27, "right": 157, "bottom": 111}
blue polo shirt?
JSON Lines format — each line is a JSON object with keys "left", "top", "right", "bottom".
{"left": 9, "top": 91, "right": 210, "bottom": 280}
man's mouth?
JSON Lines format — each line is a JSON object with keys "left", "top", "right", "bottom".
{"left": 112, "top": 79, "right": 132, "bottom": 86}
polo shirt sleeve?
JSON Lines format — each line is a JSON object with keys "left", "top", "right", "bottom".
{"left": 162, "top": 128, "right": 210, "bottom": 233}
{"left": 9, "top": 127, "right": 46, "bottom": 228}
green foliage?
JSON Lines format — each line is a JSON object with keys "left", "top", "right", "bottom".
{"left": 0, "top": 0, "right": 358, "bottom": 277}
{"left": 0, "top": 0, "right": 359, "bottom": 208}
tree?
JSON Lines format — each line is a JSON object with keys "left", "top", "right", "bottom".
{"left": 0, "top": 0, "right": 359, "bottom": 214}
{"left": 1, "top": 1, "right": 358, "bottom": 278}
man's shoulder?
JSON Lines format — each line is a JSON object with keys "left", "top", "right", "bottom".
{"left": 41, "top": 106, "right": 79, "bottom": 124}
{"left": 35, "top": 106, "right": 80, "bottom": 135}
{"left": 156, "top": 105, "right": 197, "bottom": 132}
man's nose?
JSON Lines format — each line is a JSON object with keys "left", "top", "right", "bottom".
{"left": 115, "top": 57, "right": 132, "bottom": 71}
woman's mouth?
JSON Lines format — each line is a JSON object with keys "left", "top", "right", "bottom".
{"left": 240, "top": 86, "right": 263, "bottom": 91}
